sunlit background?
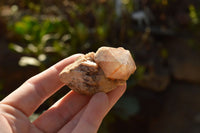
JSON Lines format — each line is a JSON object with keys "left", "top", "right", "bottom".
{"left": 0, "top": 0, "right": 200, "bottom": 132}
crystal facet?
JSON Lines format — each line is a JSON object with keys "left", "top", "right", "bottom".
{"left": 94, "top": 47, "right": 136, "bottom": 80}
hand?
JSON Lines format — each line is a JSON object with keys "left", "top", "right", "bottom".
{"left": 0, "top": 54, "right": 126, "bottom": 133}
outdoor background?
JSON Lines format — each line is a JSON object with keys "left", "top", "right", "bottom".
{"left": 0, "top": 0, "right": 200, "bottom": 133}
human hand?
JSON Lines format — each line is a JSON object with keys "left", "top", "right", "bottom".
{"left": 0, "top": 54, "right": 126, "bottom": 133}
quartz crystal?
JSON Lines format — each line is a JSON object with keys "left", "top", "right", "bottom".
{"left": 59, "top": 46, "right": 136, "bottom": 95}
{"left": 94, "top": 47, "right": 136, "bottom": 80}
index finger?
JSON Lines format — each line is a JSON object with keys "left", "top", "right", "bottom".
{"left": 1, "top": 54, "right": 82, "bottom": 116}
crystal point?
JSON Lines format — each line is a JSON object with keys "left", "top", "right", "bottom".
{"left": 94, "top": 47, "right": 136, "bottom": 80}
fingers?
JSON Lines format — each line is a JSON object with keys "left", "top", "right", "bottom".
{"left": 34, "top": 84, "right": 126, "bottom": 133}
{"left": 107, "top": 83, "right": 127, "bottom": 111}
{"left": 33, "top": 91, "right": 90, "bottom": 133}
{"left": 58, "top": 106, "right": 86, "bottom": 133}
{"left": 1, "top": 54, "right": 82, "bottom": 116}
{"left": 68, "top": 92, "right": 110, "bottom": 133}
{"left": 0, "top": 114, "right": 13, "bottom": 133}
{"left": 60, "top": 85, "right": 126, "bottom": 133}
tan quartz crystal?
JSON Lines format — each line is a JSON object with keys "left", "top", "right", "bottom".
{"left": 94, "top": 47, "right": 136, "bottom": 80}
{"left": 59, "top": 47, "right": 136, "bottom": 95}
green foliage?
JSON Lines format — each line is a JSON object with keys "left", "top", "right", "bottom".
{"left": 187, "top": 38, "right": 200, "bottom": 51}
{"left": 187, "top": 5, "right": 200, "bottom": 50}
{"left": 1, "top": 0, "right": 200, "bottom": 132}
{"left": 98, "top": 95, "right": 140, "bottom": 133}
{"left": 127, "top": 65, "right": 146, "bottom": 88}
{"left": 114, "top": 95, "right": 140, "bottom": 120}
{"left": 99, "top": 114, "right": 115, "bottom": 133}
{"left": 6, "top": 1, "right": 142, "bottom": 132}
{"left": 122, "top": 0, "right": 134, "bottom": 13}
{"left": 161, "top": 48, "right": 168, "bottom": 59}
{"left": 28, "top": 2, "right": 41, "bottom": 13}
{"left": 8, "top": 1, "right": 135, "bottom": 70}
{"left": 189, "top": 5, "right": 199, "bottom": 25}
{"left": 29, "top": 113, "right": 40, "bottom": 122}
{"left": 8, "top": 15, "right": 79, "bottom": 69}
{"left": 154, "top": 0, "right": 168, "bottom": 5}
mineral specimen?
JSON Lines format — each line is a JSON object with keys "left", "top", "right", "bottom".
{"left": 59, "top": 46, "right": 136, "bottom": 95}
{"left": 94, "top": 47, "right": 136, "bottom": 80}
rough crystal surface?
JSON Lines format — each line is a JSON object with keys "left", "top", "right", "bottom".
{"left": 94, "top": 47, "right": 136, "bottom": 80}
{"left": 59, "top": 47, "right": 136, "bottom": 95}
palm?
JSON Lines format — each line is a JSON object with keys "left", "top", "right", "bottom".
{"left": 0, "top": 54, "right": 126, "bottom": 133}
{"left": 0, "top": 104, "right": 41, "bottom": 133}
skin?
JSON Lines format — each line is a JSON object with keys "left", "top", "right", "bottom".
{"left": 0, "top": 54, "right": 126, "bottom": 133}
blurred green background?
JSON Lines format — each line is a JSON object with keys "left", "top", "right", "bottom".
{"left": 0, "top": 0, "right": 200, "bottom": 133}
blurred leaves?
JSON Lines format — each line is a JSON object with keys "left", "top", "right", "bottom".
{"left": 14, "top": 16, "right": 37, "bottom": 35}
{"left": 18, "top": 56, "right": 41, "bottom": 67}
{"left": 114, "top": 96, "right": 140, "bottom": 120}
{"left": 7, "top": 0, "right": 135, "bottom": 69}
{"left": 8, "top": 15, "right": 75, "bottom": 69}
{"left": 189, "top": 5, "right": 199, "bottom": 25}
{"left": 28, "top": 2, "right": 41, "bottom": 13}
{"left": 29, "top": 113, "right": 40, "bottom": 122}
{"left": 99, "top": 95, "right": 140, "bottom": 133}
{"left": 127, "top": 65, "right": 146, "bottom": 88}
{"left": 9, "top": 43, "right": 24, "bottom": 53}
{"left": 5, "top": 1, "right": 143, "bottom": 132}
{"left": 1, "top": 0, "right": 200, "bottom": 132}
{"left": 154, "top": 0, "right": 168, "bottom": 5}
{"left": 96, "top": 25, "right": 108, "bottom": 40}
